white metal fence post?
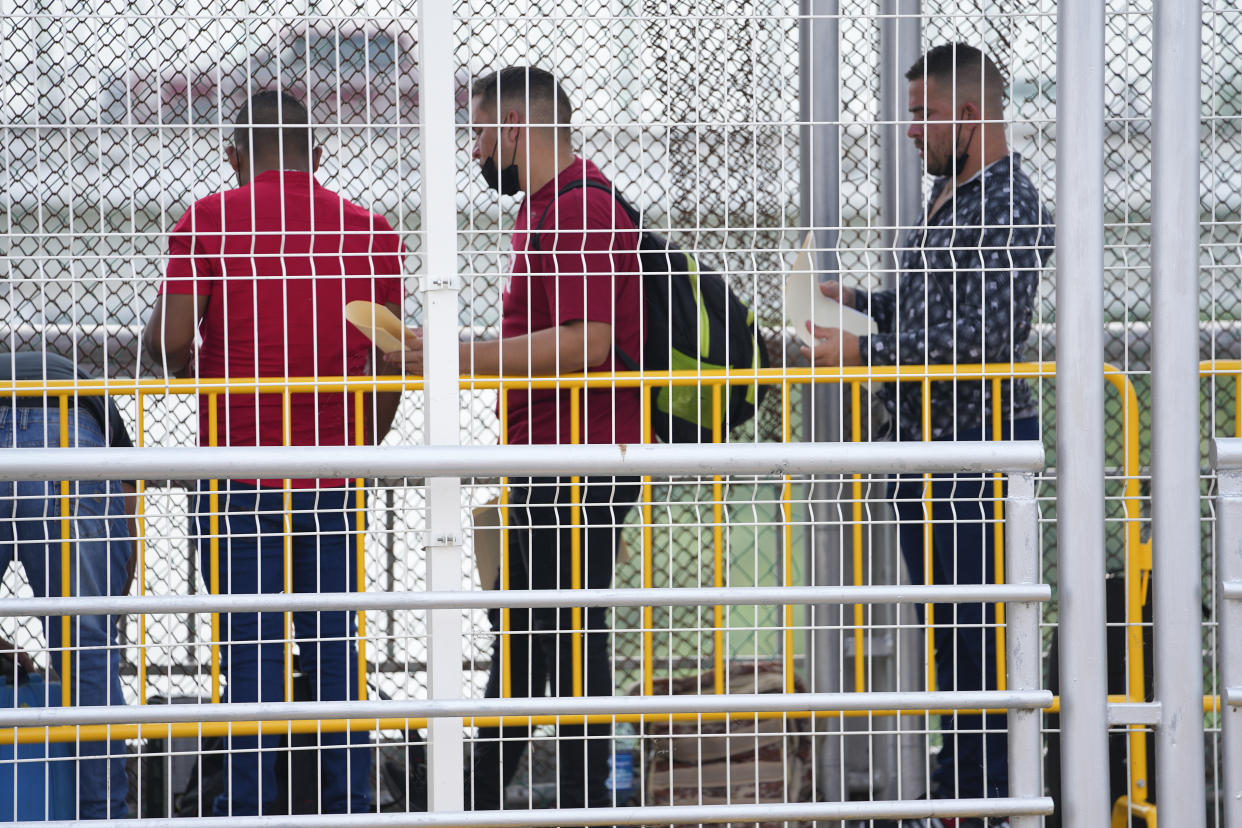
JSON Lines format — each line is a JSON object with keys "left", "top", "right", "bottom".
{"left": 877, "top": 1, "right": 925, "bottom": 800}
{"left": 1054, "top": 0, "right": 1112, "bottom": 824}
{"left": 878, "top": 0, "right": 922, "bottom": 257}
{"left": 1212, "top": 440, "right": 1242, "bottom": 827}
{"left": 1005, "top": 470, "right": 1042, "bottom": 828}
{"left": 1151, "top": 0, "right": 1207, "bottom": 822}
{"left": 799, "top": 0, "right": 845, "bottom": 811}
{"left": 799, "top": 0, "right": 841, "bottom": 278}
{"left": 417, "top": 2, "right": 466, "bottom": 814}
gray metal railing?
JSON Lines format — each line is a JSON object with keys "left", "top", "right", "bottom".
{"left": 1212, "top": 438, "right": 1242, "bottom": 828}
{"left": 0, "top": 439, "right": 1051, "bottom": 827}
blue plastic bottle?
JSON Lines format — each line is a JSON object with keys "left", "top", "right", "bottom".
{"left": 606, "top": 723, "right": 637, "bottom": 805}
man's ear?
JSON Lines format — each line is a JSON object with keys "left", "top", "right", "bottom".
{"left": 959, "top": 100, "right": 982, "bottom": 123}
{"left": 226, "top": 143, "right": 248, "bottom": 186}
{"left": 501, "top": 109, "right": 522, "bottom": 147}
{"left": 312, "top": 145, "right": 322, "bottom": 172}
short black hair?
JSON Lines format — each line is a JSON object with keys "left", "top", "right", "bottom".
{"left": 232, "top": 89, "right": 313, "bottom": 159}
{"left": 906, "top": 43, "right": 1006, "bottom": 114}
{"left": 471, "top": 66, "right": 573, "bottom": 132}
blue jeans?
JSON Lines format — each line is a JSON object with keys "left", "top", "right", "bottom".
{"left": 890, "top": 416, "right": 1039, "bottom": 801}
{"left": 0, "top": 407, "right": 130, "bottom": 819}
{"left": 194, "top": 482, "right": 370, "bottom": 815}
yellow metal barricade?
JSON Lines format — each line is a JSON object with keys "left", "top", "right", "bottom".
{"left": 0, "top": 364, "right": 1151, "bottom": 785}
{"left": 1104, "top": 365, "right": 1154, "bottom": 828}
{"left": 1104, "top": 360, "right": 1239, "bottom": 828}
{"left": 482, "top": 363, "right": 1134, "bottom": 725}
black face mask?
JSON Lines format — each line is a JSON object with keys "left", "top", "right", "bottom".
{"left": 480, "top": 139, "right": 521, "bottom": 196}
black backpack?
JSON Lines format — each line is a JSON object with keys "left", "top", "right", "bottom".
{"left": 531, "top": 179, "right": 769, "bottom": 443}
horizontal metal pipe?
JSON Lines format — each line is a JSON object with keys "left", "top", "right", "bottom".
{"left": 0, "top": 364, "right": 1063, "bottom": 398}
{"left": 0, "top": 583, "right": 1051, "bottom": 617}
{"left": 1213, "top": 438, "right": 1242, "bottom": 471}
{"left": 0, "top": 690, "right": 1053, "bottom": 729}
{"left": 0, "top": 441, "right": 1045, "bottom": 481}
{"left": 1107, "top": 702, "right": 1163, "bottom": 726}
{"left": 1048, "top": 693, "right": 1223, "bottom": 715}
{"left": 20, "top": 313, "right": 1242, "bottom": 377}
{"left": 17, "top": 314, "right": 1242, "bottom": 383}
{"left": 1223, "top": 580, "right": 1242, "bottom": 600}
{"left": 32, "top": 796, "right": 1054, "bottom": 828}
{"left": 0, "top": 359, "right": 1150, "bottom": 400}
{"left": 1, "top": 705, "right": 1055, "bottom": 745}
{"left": 1227, "top": 688, "right": 1242, "bottom": 708}
{"left": 1030, "top": 320, "right": 1242, "bottom": 370}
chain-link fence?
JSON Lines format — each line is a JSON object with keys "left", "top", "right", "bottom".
{"left": 1, "top": 0, "right": 1241, "bottom": 823}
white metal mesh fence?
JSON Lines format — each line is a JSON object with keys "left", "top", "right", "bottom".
{"left": 0, "top": 0, "right": 1238, "bottom": 825}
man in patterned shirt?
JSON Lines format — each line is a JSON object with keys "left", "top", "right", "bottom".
{"left": 805, "top": 43, "right": 1053, "bottom": 822}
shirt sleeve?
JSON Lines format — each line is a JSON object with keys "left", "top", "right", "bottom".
{"left": 855, "top": 287, "right": 896, "bottom": 332}
{"left": 862, "top": 201, "right": 1046, "bottom": 367}
{"left": 535, "top": 192, "right": 639, "bottom": 328}
{"left": 163, "top": 203, "right": 220, "bottom": 295}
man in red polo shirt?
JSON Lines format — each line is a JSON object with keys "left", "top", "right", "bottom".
{"left": 144, "top": 89, "right": 403, "bottom": 816}
{"left": 470, "top": 64, "right": 643, "bottom": 819}
{"left": 396, "top": 65, "right": 643, "bottom": 815}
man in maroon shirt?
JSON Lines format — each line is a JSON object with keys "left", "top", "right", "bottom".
{"left": 397, "top": 66, "right": 644, "bottom": 815}
{"left": 144, "top": 90, "right": 403, "bottom": 815}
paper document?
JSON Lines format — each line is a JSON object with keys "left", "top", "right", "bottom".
{"left": 784, "top": 231, "right": 876, "bottom": 346}
{"left": 345, "top": 300, "right": 418, "bottom": 354}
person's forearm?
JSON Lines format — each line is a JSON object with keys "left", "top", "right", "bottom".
{"left": 143, "top": 302, "right": 197, "bottom": 376}
{"left": 121, "top": 482, "right": 138, "bottom": 596}
{"left": 861, "top": 331, "right": 911, "bottom": 366}
{"left": 168, "top": 347, "right": 195, "bottom": 378}
{"left": 150, "top": 339, "right": 192, "bottom": 374}
{"left": 874, "top": 324, "right": 985, "bottom": 366}
{"left": 461, "top": 326, "right": 602, "bottom": 377}
{"left": 143, "top": 327, "right": 194, "bottom": 376}
{"left": 464, "top": 336, "right": 555, "bottom": 376}
{"left": 372, "top": 390, "right": 401, "bottom": 444}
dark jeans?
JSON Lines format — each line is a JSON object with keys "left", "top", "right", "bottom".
{"left": 193, "top": 482, "right": 370, "bottom": 816}
{"left": 890, "top": 416, "right": 1039, "bottom": 800}
{"left": 0, "top": 407, "right": 130, "bottom": 818}
{"left": 470, "top": 476, "right": 639, "bottom": 813}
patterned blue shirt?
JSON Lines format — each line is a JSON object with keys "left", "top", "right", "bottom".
{"left": 856, "top": 153, "right": 1053, "bottom": 441}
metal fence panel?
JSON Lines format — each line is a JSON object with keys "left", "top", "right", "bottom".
{"left": 1, "top": 0, "right": 1240, "bottom": 825}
